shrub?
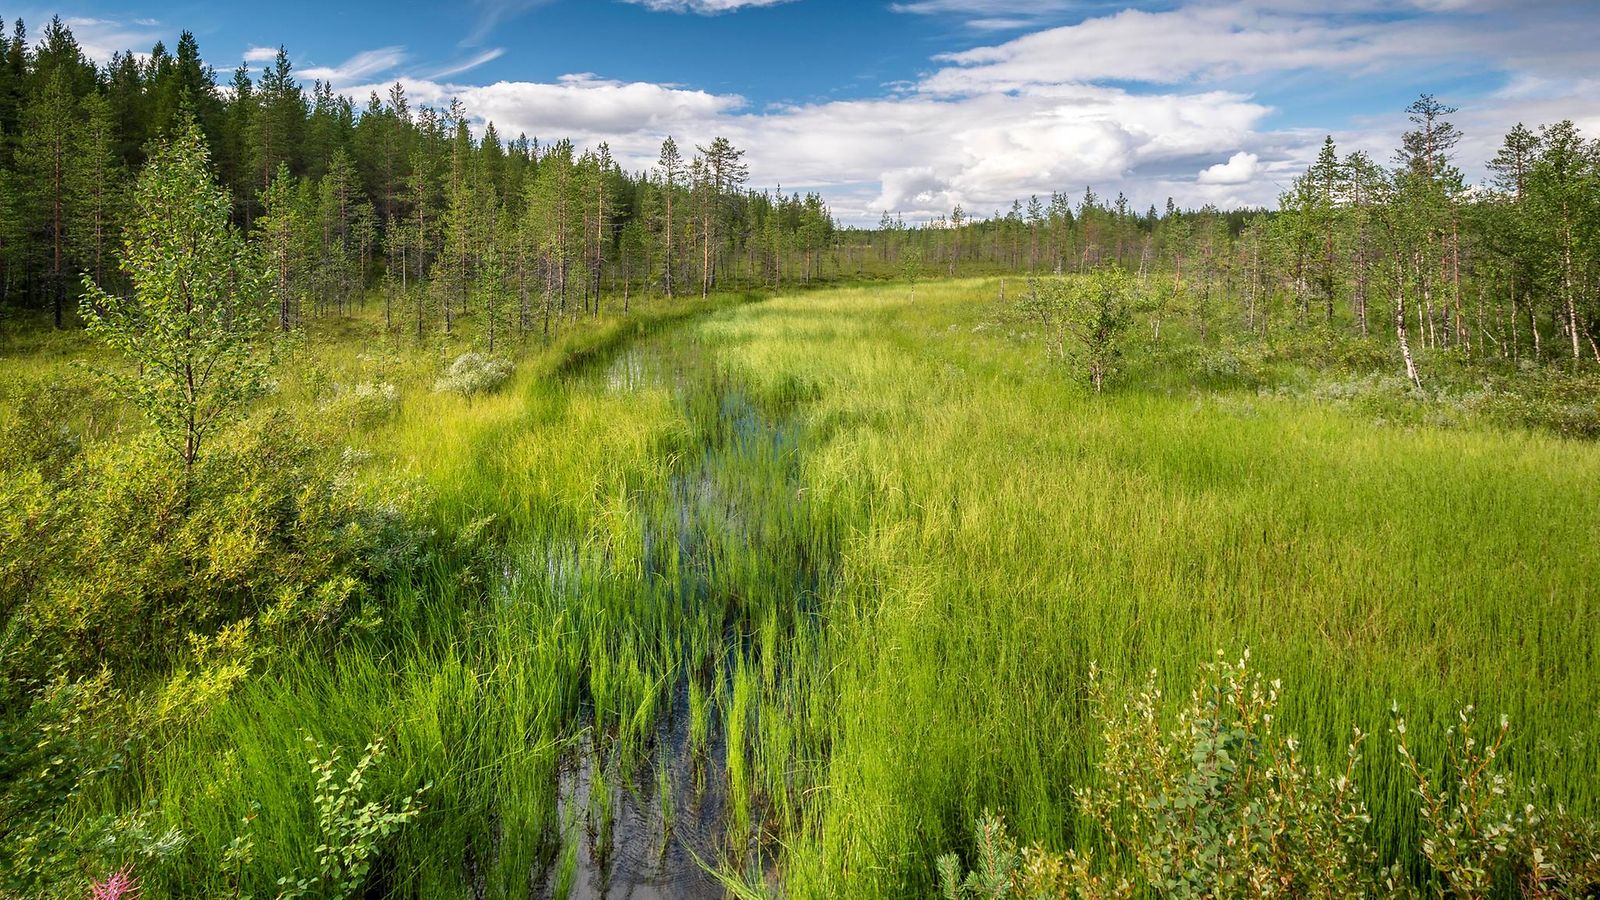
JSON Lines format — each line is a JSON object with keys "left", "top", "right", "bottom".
{"left": 269, "top": 736, "right": 428, "bottom": 900}
{"left": 0, "top": 410, "right": 429, "bottom": 684}
{"left": 432, "top": 352, "right": 514, "bottom": 396}
{"left": 936, "top": 654, "right": 1599, "bottom": 898}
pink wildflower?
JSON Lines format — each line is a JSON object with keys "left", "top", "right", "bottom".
{"left": 88, "top": 865, "right": 139, "bottom": 900}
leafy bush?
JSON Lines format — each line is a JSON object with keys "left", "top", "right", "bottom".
{"left": 261, "top": 736, "right": 428, "bottom": 900}
{"left": 936, "top": 654, "right": 1600, "bottom": 898}
{"left": 0, "top": 407, "right": 431, "bottom": 686}
{"left": 432, "top": 352, "right": 514, "bottom": 396}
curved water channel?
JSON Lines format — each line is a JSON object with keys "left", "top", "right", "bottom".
{"left": 512, "top": 326, "right": 831, "bottom": 899}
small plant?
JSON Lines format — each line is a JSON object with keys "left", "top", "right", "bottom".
{"left": 937, "top": 656, "right": 1600, "bottom": 898}
{"left": 87, "top": 865, "right": 138, "bottom": 900}
{"left": 936, "top": 810, "right": 1021, "bottom": 900}
{"left": 432, "top": 352, "right": 514, "bottom": 396}
{"left": 1393, "top": 705, "right": 1600, "bottom": 898}
{"left": 1071, "top": 652, "right": 1383, "bottom": 898}
{"left": 1018, "top": 268, "right": 1137, "bottom": 393}
{"left": 273, "top": 735, "right": 428, "bottom": 900}
{"left": 902, "top": 246, "right": 925, "bottom": 301}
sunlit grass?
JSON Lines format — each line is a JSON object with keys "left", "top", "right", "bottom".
{"left": 52, "top": 279, "right": 1600, "bottom": 897}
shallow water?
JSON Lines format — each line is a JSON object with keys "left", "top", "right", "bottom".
{"left": 520, "top": 329, "right": 820, "bottom": 898}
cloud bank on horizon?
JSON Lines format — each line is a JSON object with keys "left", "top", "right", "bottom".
{"left": 42, "top": 0, "right": 1600, "bottom": 224}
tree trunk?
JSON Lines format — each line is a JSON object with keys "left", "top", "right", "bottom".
{"left": 1397, "top": 276, "right": 1421, "bottom": 388}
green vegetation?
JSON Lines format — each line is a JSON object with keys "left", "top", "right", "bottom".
{"left": 8, "top": 273, "right": 1597, "bottom": 897}
{"left": 1, "top": 14, "right": 1597, "bottom": 900}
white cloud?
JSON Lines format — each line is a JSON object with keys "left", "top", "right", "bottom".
{"left": 56, "top": 15, "right": 163, "bottom": 64}
{"left": 328, "top": 0, "right": 1600, "bottom": 224}
{"left": 301, "top": 47, "right": 407, "bottom": 88}
{"left": 623, "top": 0, "right": 798, "bottom": 12}
{"left": 426, "top": 47, "right": 506, "bottom": 80}
{"left": 243, "top": 46, "right": 279, "bottom": 63}
{"left": 1197, "top": 151, "right": 1260, "bottom": 185}
{"left": 345, "top": 71, "right": 1271, "bottom": 222}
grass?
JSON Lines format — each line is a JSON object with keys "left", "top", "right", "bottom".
{"left": 697, "top": 279, "right": 1600, "bottom": 896}
{"left": 20, "top": 278, "right": 1599, "bottom": 896}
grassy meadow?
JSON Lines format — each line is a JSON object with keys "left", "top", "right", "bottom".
{"left": 4, "top": 278, "right": 1597, "bottom": 897}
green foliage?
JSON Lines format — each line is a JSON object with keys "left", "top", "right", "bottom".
{"left": 937, "top": 812, "right": 1022, "bottom": 900}
{"left": 937, "top": 655, "right": 1599, "bottom": 899}
{"left": 1076, "top": 653, "right": 1385, "bottom": 898}
{"left": 80, "top": 118, "right": 269, "bottom": 471}
{"left": 0, "top": 412, "right": 428, "bottom": 684}
{"left": 5, "top": 269, "right": 1599, "bottom": 900}
{"left": 0, "top": 672, "right": 121, "bottom": 895}
{"left": 1394, "top": 706, "right": 1600, "bottom": 897}
{"left": 271, "top": 736, "right": 427, "bottom": 900}
{"left": 432, "top": 350, "right": 513, "bottom": 396}
{"left": 1021, "top": 267, "right": 1137, "bottom": 391}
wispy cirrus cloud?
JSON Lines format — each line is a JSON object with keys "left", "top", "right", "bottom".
{"left": 622, "top": 0, "right": 799, "bottom": 12}
{"left": 462, "top": 0, "right": 555, "bottom": 46}
{"left": 301, "top": 46, "right": 407, "bottom": 87}
{"left": 426, "top": 47, "right": 506, "bottom": 80}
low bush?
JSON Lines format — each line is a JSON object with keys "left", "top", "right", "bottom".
{"left": 936, "top": 653, "right": 1600, "bottom": 899}
{"left": 432, "top": 352, "right": 514, "bottom": 396}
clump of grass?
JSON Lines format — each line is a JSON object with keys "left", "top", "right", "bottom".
{"left": 689, "top": 675, "right": 712, "bottom": 759}
{"left": 726, "top": 657, "right": 757, "bottom": 843}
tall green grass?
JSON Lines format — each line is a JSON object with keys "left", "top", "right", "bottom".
{"left": 695, "top": 279, "right": 1600, "bottom": 896}
{"left": 53, "top": 278, "right": 1599, "bottom": 897}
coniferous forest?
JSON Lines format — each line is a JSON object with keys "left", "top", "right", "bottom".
{"left": 1, "top": 12, "right": 1598, "bottom": 900}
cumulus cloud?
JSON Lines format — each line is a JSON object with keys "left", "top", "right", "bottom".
{"left": 1197, "top": 151, "right": 1260, "bottom": 185}
{"left": 345, "top": 70, "right": 1271, "bottom": 222}
{"left": 341, "top": 0, "right": 1600, "bottom": 223}
{"left": 243, "top": 46, "right": 279, "bottom": 63}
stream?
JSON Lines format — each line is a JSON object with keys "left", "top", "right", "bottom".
{"left": 521, "top": 334, "right": 826, "bottom": 899}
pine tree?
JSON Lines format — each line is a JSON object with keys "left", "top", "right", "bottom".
{"left": 251, "top": 48, "right": 305, "bottom": 193}
{"left": 258, "top": 162, "right": 303, "bottom": 332}
{"left": 695, "top": 136, "right": 747, "bottom": 297}
{"left": 658, "top": 136, "right": 682, "bottom": 297}
{"left": 14, "top": 67, "right": 76, "bottom": 326}
{"left": 69, "top": 90, "right": 124, "bottom": 290}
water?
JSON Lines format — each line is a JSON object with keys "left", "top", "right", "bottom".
{"left": 512, "top": 329, "right": 822, "bottom": 898}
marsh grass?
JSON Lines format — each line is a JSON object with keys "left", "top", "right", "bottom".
{"left": 23, "top": 279, "right": 1599, "bottom": 897}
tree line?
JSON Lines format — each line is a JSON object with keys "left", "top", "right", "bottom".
{"left": 0, "top": 16, "right": 836, "bottom": 338}
{"left": 3, "top": 15, "right": 1596, "bottom": 385}
{"left": 862, "top": 96, "right": 1600, "bottom": 381}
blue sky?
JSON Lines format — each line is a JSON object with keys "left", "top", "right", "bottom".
{"left": 29, "top": 0, "right": 1600, "bottom": 223}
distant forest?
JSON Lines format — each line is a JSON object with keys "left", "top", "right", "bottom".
{"left": 1, "top": 15, "right": 1597, "bottom": 376}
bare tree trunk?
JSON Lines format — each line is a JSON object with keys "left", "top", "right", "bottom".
{"left": 1564, "top": 225, "right": 1581, "bottom": 365}
{"left": 1397, "top": 264, "right": 1421, "bottom": 388}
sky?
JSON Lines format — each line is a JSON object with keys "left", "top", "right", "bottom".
{"left": 24, "top": 0, "right": 1600, "bottom": 224}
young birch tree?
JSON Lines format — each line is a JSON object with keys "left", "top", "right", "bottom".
{"left": 80, "top": 118, "right": 269, "bottom": 478}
